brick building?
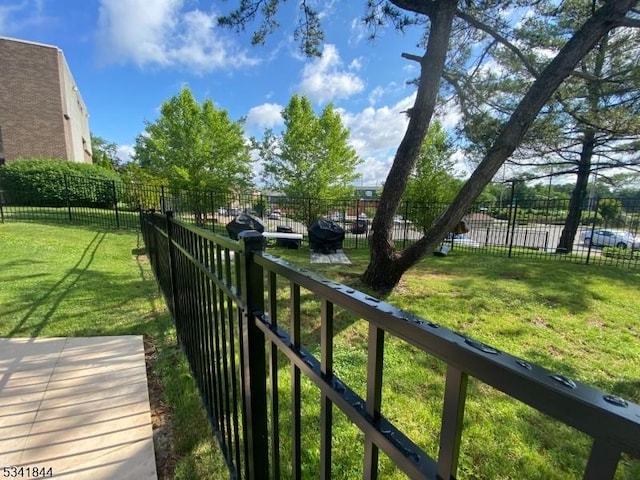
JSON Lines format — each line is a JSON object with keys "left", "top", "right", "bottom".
{"left": 0, "top": 36, "right": 92, "bottom": 165}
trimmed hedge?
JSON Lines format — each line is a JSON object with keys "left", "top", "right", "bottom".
{"left": 0, "top": 158, "right": 122, "bottom": 208}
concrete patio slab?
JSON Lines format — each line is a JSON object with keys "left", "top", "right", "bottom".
{"left": 310, "top": 249, "right": 352, "bottom": 264}
{"left": 0, "top": 336, "right": 157, "bottom": 480}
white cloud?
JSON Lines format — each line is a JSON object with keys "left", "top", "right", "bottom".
{"left": 245, "top": 103, "right": 283, "bottom": 129}
{"left": 356, "top": 156, "right": 395, "bottom": 187}
{"left": 116, "top": 144, "right": 135, "bottom": 163}
{"left": 0, "top": 0, "right": 50, "bottom": 35}
{"left": 349, "top": 58, "right": 362, "bottom": 71}
{"left": 368, "top": 86, "right": 385, "bottom": 106}
{"left": 339, "top": 94, "right": 465, "bottom": 185}
{"left": 340, "top": 94, "right": 414, "bottom": 157}
{"left": 298, "top": 44, "right": 365, "bottom": 103}
{"left": 349, "top": 17, "right": 367, "bottom": 46}
{"left": 436, "top": 103, "right": 462, "bottom": 130}
{"left": 331, "top": 94, "right": 416, "bottom": 185}
{"left": 96, "top": 0, "right": 258, "bottom": 73}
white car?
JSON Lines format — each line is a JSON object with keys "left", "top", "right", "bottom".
{"left": 581, "top": 229, "right": 639, "bottom": 250}
{"left": 445, "top": 233, "right": 482, "bottom": 248}
{"left": 330, "top": 211, "right": 344, "bottom": 222}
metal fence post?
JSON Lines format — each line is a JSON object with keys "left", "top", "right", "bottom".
{"left": 166, "top": 211, "right": 180, "bottom": 323}
{"left": 238, "top": 230, "right": 268, "bottom": 480}
{"left": 0, "top": 190, "right": 4, "bottom": 224}
{"left": 585, "top": 197, "right": 600, "bottom": 266}
{"left": 508, "top": 199, "right": 518, "bottom": 258}
{"left": 112, "top": 180, "right": 120, "bottom": 229}
{"left": 64, "top": 174, "right": 72, "bottom": 222}
{"left": 161, "top": 185, "right": 166, "bottom": 213}
{"left": 355, "top": 198, "right": 360, "bottom": 249}
{"left": 403, "top": 200, "right": 410, "bottom": 249}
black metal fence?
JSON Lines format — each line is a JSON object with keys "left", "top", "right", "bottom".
{"left": 3, "top": 174, "right": 639, "bottom": 269}
{"left": 140, "top": 210, "right": 640, "bottom": 479}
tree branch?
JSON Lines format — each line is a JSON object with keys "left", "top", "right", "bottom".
{"left": 618, "top": 17, "right": 640, "bottom": 28}
{"left": 388, "top": 0, "right": 433, "bottom": 17}
{"left": 403, "top": 0, "right": 639, "bottom": 262}
{"left": 456, "top": 9, "right": 540, "bottom": 78}
{"left": 401, "top": 52, "right": 423, "bottom": 63}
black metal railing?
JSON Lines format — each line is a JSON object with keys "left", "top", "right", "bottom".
{"left": 140, "top": 210, "right": 639, "bottom": 479}
{"left": 3, "top": 174, "right": 640, "bottom": 270}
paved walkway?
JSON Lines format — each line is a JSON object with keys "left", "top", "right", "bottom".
{"left": 0, "top": 336, "right": 157, "bottom": 480}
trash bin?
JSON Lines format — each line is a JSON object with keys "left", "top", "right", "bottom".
{"left": 276, "top": 225, "right": 300, "bottom": 249}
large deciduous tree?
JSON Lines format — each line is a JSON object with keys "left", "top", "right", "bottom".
{"left": 91, "top": 134, "right": 120, "bottom": 171}
{"left": 255, "top": 95, "right": 361, "bottom": 225}
{"left": 402, "top": 121, "right": 462, "bottom": 232}
{"left": 221, "top": 0, "right": 639, "bottom": 293}
{"left": 133, "top": 86, "right": 252, "bottom": 196}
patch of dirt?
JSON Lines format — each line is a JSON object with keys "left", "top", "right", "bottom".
{"left": 144, "top": 336, "right": 178, "bottom": 480}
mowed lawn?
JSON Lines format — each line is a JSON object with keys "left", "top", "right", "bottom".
{"left": 1, "top": 221, "right": 639, "bottom": 479}
{"left": 0, "top": 222, "right": 228, "bottom": 479}
{"left": 266, "top": 247, "right": 640, "bottom": 479}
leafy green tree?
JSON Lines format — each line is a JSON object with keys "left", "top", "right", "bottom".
{"left": 598, "top": 198, "right": 623, "bottom": 223}
{"left": 91, "top": 134, "right": 120, "bottom": 171}
{"left": 403, "top": 122, "right": 462, "bottom": 231}
{"left": 133, "top": 86, "right": 252, "bottom": 203}
{"left": 255, "top": 95, "right": 361, "bottom": 225}
{"left": 221, "top": 1, "right": 638, "bottom": 293}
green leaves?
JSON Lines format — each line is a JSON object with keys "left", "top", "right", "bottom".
{"left": 403, "top": 122, "right": 462, "bottom": 231}
{"left": 133, "top": 86, "right": 252, "bottom": 196}
{"left": 90, "top": 134, "right": 120, "bottom": 171}
{"left": 255, "top": 95, "right": 362, "bottom": 224}
{"left": 0, "top": 158, "right": 121, "bottom": 208}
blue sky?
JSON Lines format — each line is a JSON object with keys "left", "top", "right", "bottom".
{"left": 0, "top": 0, "right": 470, "bottom": 186}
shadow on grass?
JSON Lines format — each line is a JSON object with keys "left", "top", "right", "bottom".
{"left": 7, "top": 231, "right": 107, "bottom": 337}
{"left": 2, "top": 230, "right": 172, "bottom": 340}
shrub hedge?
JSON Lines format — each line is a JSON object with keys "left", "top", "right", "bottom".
{"left": 0, "top": 158, "right": 121, "bottom": 208}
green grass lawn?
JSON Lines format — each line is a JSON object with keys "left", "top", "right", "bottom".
{"left": 265, "top": 246, "right": 640, "bottom": 479}
{"left": 0, "top": 222, "right": 228, "bottom": 479}
{"left": 1, "top": 221, "right": 638, "bottom": 479}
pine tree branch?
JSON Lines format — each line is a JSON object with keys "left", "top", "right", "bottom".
{"left": 456, "top": 9, "right": 540, "bottom": 77}
{"left": 388, "top": 0, "right": 434, "bottom": 16}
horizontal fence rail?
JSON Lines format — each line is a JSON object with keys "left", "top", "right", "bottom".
{"left": 2, "top": 174, "right": 639, "bottom": 271}
{"left": 140, "top": 211, "right": 640, "bottom": 480}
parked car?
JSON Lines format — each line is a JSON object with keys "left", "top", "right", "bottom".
{"left": 350, "top": 218, "right": 368, "bottom": 234}
{"left": 267, "top": 211, "right": 281, "bottom": 220}
{"left": 330, "top": 211, "right": 344, "bottom": 222}
{"left": 581, "top": 229, "right": 639, "bottom": 250}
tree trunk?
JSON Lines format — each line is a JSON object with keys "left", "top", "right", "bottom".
{"left": 362, "top": 0, "right": 636, "bottom": 294}
{"left": 557, "top": 29, "right": 608, "bottom": 254}
{"left": 556, "top": 133, "right": 596, "bottom": 253}
{"left": 362, "top": 0, "right": 458, "bottom": 293}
